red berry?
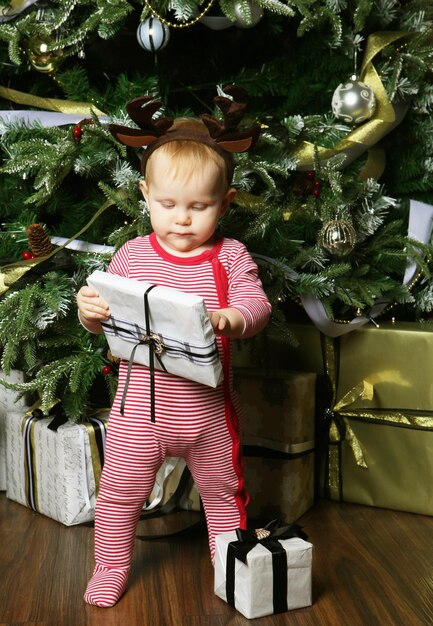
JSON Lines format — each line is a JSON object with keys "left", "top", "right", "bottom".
{"left": 306, "top": 170, "right": 315, "bottom": 180}
{"left": 102, "top": 365, "right": 111, "bottom": 376}
{"left": 313, "top": 179, "right": 321, "bottom": 187}
{"left": 22, "top": 250, "right": 32, "bottom": 260}
{"left": 73, "top": 126, "right": 83, "bottom": 142}
{"left": 312, "top": 188, "right": 321, "bottom": 197}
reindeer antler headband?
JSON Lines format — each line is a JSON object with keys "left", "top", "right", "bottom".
{"left": 108, "top": 85, "right": 261, "bottom": 182}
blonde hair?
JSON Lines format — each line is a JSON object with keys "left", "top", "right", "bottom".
{"left": 144, "top": 119, "right": 230, "bottom": 190}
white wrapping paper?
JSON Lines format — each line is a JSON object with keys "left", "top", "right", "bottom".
{"left": 6, "top": 411, "right": 107, "bottom": 525}
{"left": 87, "top": 270, "right": 223, "bottom": 387}
{"left": 214, "top": 532, "right": 312, "bottom": 619}
{"left": 0, "top": 370, "right": 32, "bottom": 490}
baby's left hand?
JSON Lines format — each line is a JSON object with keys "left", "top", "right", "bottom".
{"left": 209, "top": 308, "right": 245, "bottom": 338}
{"left": 209, "top": 311, "right": 230, "bottom": 335}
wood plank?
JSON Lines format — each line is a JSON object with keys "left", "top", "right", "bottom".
{"left": 1, "top": 494, "right": 433, "bottom": 625}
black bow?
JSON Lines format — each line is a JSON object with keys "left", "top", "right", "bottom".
{"left": 226, "top": 519, "right": 308, "bottom": 615}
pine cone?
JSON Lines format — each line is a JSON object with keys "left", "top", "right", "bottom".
{"left": 26, "top": 223, "right": 54, "bottom": 257}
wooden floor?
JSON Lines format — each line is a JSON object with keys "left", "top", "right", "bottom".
{"left": 1, "top": 493, "right": 433, "bottom": 626}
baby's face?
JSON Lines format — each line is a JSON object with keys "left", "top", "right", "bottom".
{"left": 139, "top": 150, "right": 235, "bottom": 257}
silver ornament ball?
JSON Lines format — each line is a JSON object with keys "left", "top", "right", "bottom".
{"left": 136, "top": 17, "right": 170, "bottom": 52}
{"left": 233, "top": 0, "right": 264, "bottom": 28}
{"left": 319, "top": 219, "right": 357, "bottom": 257}
{"left": 331, "top": 76, "right": 376, "bottom": 125}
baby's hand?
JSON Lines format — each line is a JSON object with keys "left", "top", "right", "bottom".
{"left": 209, "top": 311, "right": 230, "bottom": 335}
{"left": 77, "top": 286, "right": 110, "bottom": 322}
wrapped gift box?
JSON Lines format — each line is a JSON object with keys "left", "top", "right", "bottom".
{"left": 235, "top": 369, "right": 316, "bottom": 523}
{"left": 0, "top": 370, "right": 33, "bottom": 490}
{"left": 6, "top": 410, "right": 107, "bottom": 525}
{"left": 337, "top": 321, "right": 433, "bottom": 410}
{"left": 87, "top": 270, "right": 223, "bottom": 388}
{"left": 325, "top": 323, "right": 433, "bottom": 514}
{"left": 284, "top": 320, "right": 433, "bottom": 515}
{"left": 283, "top": 321, "right": 433, "bottom": 407}
{"left": 328, "top": 410, "right": 433, "bottom": 515}
{"left": 214, "top": 528, "right": 312, "bottom": 619}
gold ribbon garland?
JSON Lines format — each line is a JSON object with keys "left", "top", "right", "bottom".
{"left": 0, "top": 87, "right": 115, "bottom": 295}
{"left": 0, "top": 199, "right": 114, "bottom": 296}
{"left": 293, "top": 31, "right": 413, "bottom": 179}
{"left": 0, "top": 85, "right": 106, "bottom": 116}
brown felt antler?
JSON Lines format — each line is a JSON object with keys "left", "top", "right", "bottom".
{"left": 108, "top": 85, "right": 260, "bottom": 179}
{"left": 109, "top": 96, "right": 174, "bottom": 148}
{"left": 201, "top": 84, "right": 261, "bottom": 153}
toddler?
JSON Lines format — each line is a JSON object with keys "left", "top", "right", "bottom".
{"left": 77, "top": 87, "right": 272, "bottom": 607}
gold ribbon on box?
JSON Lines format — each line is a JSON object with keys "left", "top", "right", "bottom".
{"left": 21, "top": 404, "right": 107, "bottom": 513}
{"left": 293, "top": 31, "right": 413, "bottom": 179}
{"left": 81, "top": 412, "right": 108, "bottom": 494}
{"left": 321, "top": 334, "right": 433, "bottom": 501}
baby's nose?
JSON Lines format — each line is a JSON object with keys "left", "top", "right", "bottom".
{"left": 175, "top": 209, "right": 191, "bottom": 224}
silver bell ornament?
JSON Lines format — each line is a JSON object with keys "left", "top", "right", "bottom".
{"left": 232, "top": 0, "right": 264, "bottom": 28}
{"left": 331, "top": 75, "right": 376, "bottom": 125}
{"left": 319, "top": 219, "right": 357, "bottom": 257}
{"left": 136, "top": 16, "right": 170, "bottom": 52}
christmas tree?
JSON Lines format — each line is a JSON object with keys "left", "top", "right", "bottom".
{"left": 1, "top": 0, "right": 433, "bottom": 419}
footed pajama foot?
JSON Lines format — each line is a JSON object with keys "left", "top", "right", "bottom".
{"left": 84, "top": 563, "right": 129, "bottom": 607}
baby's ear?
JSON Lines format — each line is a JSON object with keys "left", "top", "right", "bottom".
{"left": 139, "top": 179, "right": 148, "bottom": 198}
{"left": 222, "top": 187, "right": 237, "bottom": 211}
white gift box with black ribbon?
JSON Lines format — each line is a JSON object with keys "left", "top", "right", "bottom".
{"left": 214, "top": 521, "right": 313, "bottom": 619}
{"left": 87, "top": 270, "right": 223, "bottom": 390}
{"left": 6, "top": 408, "right": 107, "bottom": 525}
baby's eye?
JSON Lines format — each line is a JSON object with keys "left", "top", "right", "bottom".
{"left": 192, "top": 204, "right": 207, "bottom": 211}
{"left": 161, "top": 201, "right": 174, "bottom": 208}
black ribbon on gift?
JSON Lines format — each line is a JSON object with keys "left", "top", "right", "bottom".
{"left": 225, "top": 519, "right": 308, "bottom": 615}
{"left": 119, "top": 285, "right": 167, "bottom": 421}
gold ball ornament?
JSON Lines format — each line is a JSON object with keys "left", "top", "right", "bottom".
{"left": 27, "top": 35, "right": 63, "bottom": 73}
{"left": 319, "top": 219, "right": 357, "bottom": 257}
{"left": 331, "top": 75, "right": 376, "bottom": 125}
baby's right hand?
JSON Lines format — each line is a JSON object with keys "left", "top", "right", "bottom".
{"left": 77, "top": 286, "right": 110, "bottom": 322}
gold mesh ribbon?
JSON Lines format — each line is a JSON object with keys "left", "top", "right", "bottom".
{"left": 0, "top": 85, "right": 106, "bottom": 116}
{"left": 322, "top": 334, "right": 368, "bottom": 502}
{"left": 10, "top": 0, "right": 27, "bottom": 8}
{"left": 293, "top": 31, "right": 412, "bottom": 179}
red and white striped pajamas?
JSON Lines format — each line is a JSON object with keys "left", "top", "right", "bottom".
{"left": 84, "top": 233, "right": 271, "bottom": 607}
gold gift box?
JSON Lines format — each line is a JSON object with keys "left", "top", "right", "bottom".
{"left": 286, "top": 320, "right": 433, "bottom": 515}
{"left": 329, "top": 410, "right": 433, "bottom": 515}
{"left": 338, "top": 321, "right": 433, "bottom": 410}
{"left": 234, "top": 368, "right": 316, "bottom": 523}
{"left": 282, "top": 321, "right": 433, "bottom": 409}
